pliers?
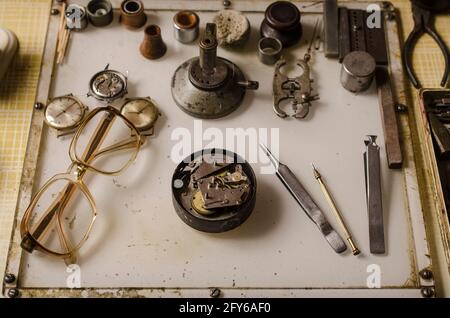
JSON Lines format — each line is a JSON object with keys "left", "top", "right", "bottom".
{"left": 402, "top": 1, "right": 450, "bottom": 89}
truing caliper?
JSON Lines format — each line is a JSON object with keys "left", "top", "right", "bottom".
{"left": 272, "top": 20, "right": 319, "bottom": 119}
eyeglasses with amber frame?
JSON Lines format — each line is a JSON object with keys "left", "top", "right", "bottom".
{"left": 20, "top": 106, "right": 144, "bottom": 263}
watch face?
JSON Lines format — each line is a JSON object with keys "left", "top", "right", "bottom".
{"left": 121, "top": 98, "right": 159, "bottom": 130}
{"left": 90, "top": 70, "right": 127, "bottom": 101}
{"left": 44, "top": 96, "right": 85, "bottom": 130}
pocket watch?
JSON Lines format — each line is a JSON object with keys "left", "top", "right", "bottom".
{"left": 44, "top": 94, "right": 87, "bottom": 137}
{"left": 88, "top": 64, "right": 128, "bottom": 102}
{"left": 120, "top": 97, "right": 160, "bottom": 133}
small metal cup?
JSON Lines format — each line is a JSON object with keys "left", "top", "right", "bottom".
{"left": 87, "top": 0, "right": 113, "bottom": 27}
{"left": 258, "top": 37, "right": 282, "bottom": 65}
{"left": 173, "top": 11, "right": 199, "bottom": 44}
{"left": 340, "top": 51, "right": 376, "bottom": 93}
{"left": 120, "top": 0, "right": 147, "bottom": 29}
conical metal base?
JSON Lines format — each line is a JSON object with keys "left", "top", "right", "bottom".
{"left": 171, "top": 57, "right": 249, "bottom": 119}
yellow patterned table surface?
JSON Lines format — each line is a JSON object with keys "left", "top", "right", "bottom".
{"left": 0, "top": 0, "right": 449, "bottom": 296}
{"left": 0, "top": 0, "right": 51, "bottom": 289}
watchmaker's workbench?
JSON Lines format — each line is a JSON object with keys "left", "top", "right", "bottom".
{"left": 0, "top": 0, "right": 450, "bottom": 297}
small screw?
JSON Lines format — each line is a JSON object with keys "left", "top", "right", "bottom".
{"left": 223, "top": 0, "right": 231, "bottom": 7}
{"left": 34, "top": 102, "right": 44, "bottom": 110}
{"left": 210, "top": 287, "right": 221, "bottom": 298}
{"left": 396, "top": 103, "right": 407, "bottom": 112}
{"left": 51, "top": 8, "right": 60, "bottom": 15}
{"left": 7, "top": 288, "right": 19, "bottom": 298}
{"left": 386, "top": 12, "right": 396, "bottom": 21}
{"left": 420, "top": 287, "right": 435, "bottom": 298}
{"left": 420, "top": 269, "right": 433, "bottom": 280}
{"left": 4, "top": 273, "right": 16, "bottom": 284}
{"left": 352, "top": 25, "right": 361, "bottom": 31}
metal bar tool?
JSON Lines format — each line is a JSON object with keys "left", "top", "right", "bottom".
{"left": 364, "top": 136, "right": 385, "bottom": 254}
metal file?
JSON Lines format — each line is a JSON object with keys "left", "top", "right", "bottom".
{"left": 364, "top": 136, "right": 385, "bottom": 254}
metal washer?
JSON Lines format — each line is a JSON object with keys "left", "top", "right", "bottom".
{"left": 258, "top": 37, "right": 282, "bottom": 65}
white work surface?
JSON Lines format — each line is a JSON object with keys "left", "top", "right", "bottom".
{"left": 14, "top": 2, "right": 423, "bottom": 294}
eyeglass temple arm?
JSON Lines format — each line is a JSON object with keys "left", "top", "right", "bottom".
{"left": 21, "top": 182, "right": 75, "bottom": 253}
{"left": 21, "top": 204, "right": 58, "bottom": 252}
{"left": 81, "top": 112, "right": 116, "bottom": 163}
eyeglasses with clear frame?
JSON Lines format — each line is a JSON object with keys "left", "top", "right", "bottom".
{"left": 20, "top": 106, "right": 145, "bottom": 264}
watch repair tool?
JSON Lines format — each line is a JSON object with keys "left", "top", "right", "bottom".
{"left": 338, "top": 8, "right": 388, "bottom": 65}
{"left": 88, "top": 65, "right": 128, "bottom": 102}
{"left": 403, "top": 0, "right": 450, "bottom": 89}
{"left": 59, "top": 3, "right": 88, "bottom": 64}
{"left": 260, "top": 143, "right": 347, "bottom": 254}
{"left": 171, "top": 149, "right": 257, "bottom": 233}
{"left": 44, "top": 94, "right": 87, "bottom": 137}
{"left": 120, "top": 0, "right": 147, "bottom": 29}
{"left": 428, "top": 112, "right": 450, "bottom": 158}
{"left": 313, "top": 19, "right": 322, "bottom": 51}
{"left": 87, "top": 0, "right": 113, "bottom": 27}
{"left": 375, "top": 67, "right": 403, "bottom": 169}
{"left": 65, "top": 4, "right": 88, "bottom": 31}
{"left": 57, "top": 27, "right": 70, "bottom": 65}
{"left": 140, "top": 25, "right": 167, "bottom": 60}
{"left": 213, "top": 10, "right": 250, "bottom": 48}
{"left": 258, "top": 37, "right": 282, "bottom": 65}
{"left": 430, "top": 96, "right": 450, "bottom": 107}
{"left": 171, "top": 23, "right": 258, "bottom": 119}
{"left": 120, "top": 97, "right": 160, "bottom": 133}
{"left": 364, "top": 136, "right": 385, "bottom": 254}
{"left": 260, "top": 1, "right": 302, "bottom": 48}
{"left": 56, "top": 2, "right": 68, "bottom": 65}
{"left": 0, "top": 28, "right": 18, "bottom": 82}
{"left": 173, "top": 11, "right": 199, "bottom": 44}
{"left": 323, "top": 0, "right": 339, "bottom": 58}
{"left": 340, "top": 51, "right": 376, "bottom": 93}
{"left": 312, "top": 164, "right": 360, "bottom": 256}
{"left": 424, "top": 93, "right": 450, "bottom": 158}
{"left": 420, "top": 90, "right": 450, "bottom": 220}
{"left": 272, "top": 19, "right": 319, "bottom": 118}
